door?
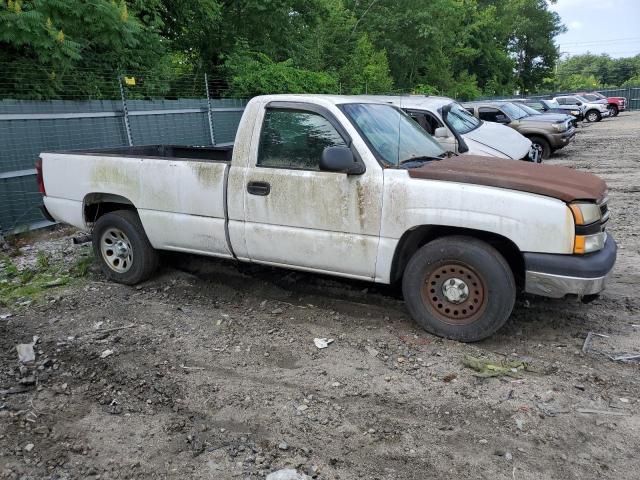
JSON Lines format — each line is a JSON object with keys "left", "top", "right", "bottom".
{"left": 242, "top": 103, "right": 384, "bottom": 279}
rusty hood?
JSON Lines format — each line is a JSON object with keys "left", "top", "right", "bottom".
{"left": 407, "top": 156, "right": 606, "bottom": 203}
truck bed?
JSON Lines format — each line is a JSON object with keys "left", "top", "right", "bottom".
{"left": 48, "top": 144, "right": 234, "bottom": 162}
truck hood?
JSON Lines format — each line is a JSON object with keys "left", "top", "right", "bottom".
{"left": 407, "top": 155, "right": 607, "bottom": 203}
{"left": 519, "top": 113, "right": 571, "bottom": 123}
{"left": 463, "top": 121, "right": 530, "bottom": 160}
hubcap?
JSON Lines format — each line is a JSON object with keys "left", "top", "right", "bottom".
{"left": 588, "top": 113, "right": 598, "bottom": 121}
{"left": 100, "top": 228, "right": 133, "bottom": 273}
{"left": 441, "top": 278, "right": 469, "bottom": 303}
{"left": 421, "top": 263, "right": 486, "bottom": 325}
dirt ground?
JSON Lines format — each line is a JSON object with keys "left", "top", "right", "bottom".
{"left": 1, "top": 112, "right": 639, "bottom": 480}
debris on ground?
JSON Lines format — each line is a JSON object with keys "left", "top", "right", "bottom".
{"left": 313, "top": 338, "right": 334, "bottom": 349}
{"left": 16, "top": 342, "right": 36, "bottom": 363}
{"left": 462, "top": 355, "right": 540, "bottom": 378}
{"left": 266, "top": 469, "right": 311, "bottom": 480}
{"left": 100, "top": 349, "right": 114, "bottom": 359}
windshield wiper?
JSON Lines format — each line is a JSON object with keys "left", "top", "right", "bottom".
{"left": 399, "top": 153, "right": 446, "bottom": 165}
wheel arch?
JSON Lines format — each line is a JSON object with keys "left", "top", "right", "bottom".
{"left": 390, "top": 225, "right": 525, "bottom": 288}
{"left": 83, "top": 192, "right": 137, "bottom": 225}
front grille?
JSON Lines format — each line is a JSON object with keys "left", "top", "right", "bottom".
{"left": 599, "top": 196, "right": 610, "bottom": 227}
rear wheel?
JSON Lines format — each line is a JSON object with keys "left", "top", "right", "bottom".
{"left": 608, "top": 105, "right": 619, "bottom": 117}
{"left": 529, "top": 136, "right": 551, "bottom": 159}
{"left": 586, "top": 109, "right": 601, "bottom": 122}
{"left": 92, "top": 210, "right": 159, "bottom": 285}
{"left": 402, "top": 236, "right": 516, "bottom": 342}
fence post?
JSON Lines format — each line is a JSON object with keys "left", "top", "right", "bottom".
{"left": 118, "top": 76, "right": 134, "bottom": 146}
{"left": 204, "top": 73, "right": 216, "bottom": 146}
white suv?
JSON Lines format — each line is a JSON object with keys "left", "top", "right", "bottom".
{"left": 553, "top": 95, "right": 610, "bottom": 123}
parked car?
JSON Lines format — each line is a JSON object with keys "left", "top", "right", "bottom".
{"left": 511, "top": 98, "right": 583, "bottom": 125}
{"left": 576, "top": 92, "right": 626, "bottom": 117}
{"left": 553, "top": 95, "right": 609, "bottom": 123}
{"left": 362, "top": 95, "right": 540, "bottom": 162}
{"left": 463, "top": 100, "right": 576, "bottom": 159}
{"left": 37, "top": 94, "right": 616, "bottom": 342}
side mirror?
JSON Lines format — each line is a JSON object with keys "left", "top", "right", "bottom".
{"left": 320, "top": 146, "right": 364, "bottom": 175}
{"left": 495, "top": 114, "right": 510, "bottom": 123}
{"left": 434, "top": 127, "right": 450, "bottom": 138}
{"left": 576, "top": 101, "right": 583, "bottom": 106}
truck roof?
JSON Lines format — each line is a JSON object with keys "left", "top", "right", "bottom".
{"left": 252, "top": 94, "right": 455, "bottom": 110}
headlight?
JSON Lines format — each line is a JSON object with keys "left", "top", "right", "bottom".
{"left": 569, "top": 202, "right": 601, "bottom": 225}
{"left": 552, "top": 122, "right": 567, "bottom": 132}
{"left": 570, "top": 110, "right": 580, "bottom": 115}
{"left": 569, "top": 202, "right": 604, "bottom": 254}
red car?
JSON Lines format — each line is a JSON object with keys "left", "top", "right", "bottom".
{"left": 577, "top": 92, "right": 626, "bottom": 117}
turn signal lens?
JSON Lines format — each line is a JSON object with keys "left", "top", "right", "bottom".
{"left": 574, "top": 233, "right": 606, "bottom": 254}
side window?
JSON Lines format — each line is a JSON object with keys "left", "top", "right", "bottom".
{"left": 566, "top": 97, "right": 578, "bottom": 104}
{"left": 478, "top": 107, "right": 501, "bottom": 122}
{"left": 408, "top": 111, "right": 441, "bottom": 135}
{"left": 529, "top": 102, "right": 544, "bottom": 110}
{"left": 556, "top": 97, "right": 566, "bottom": 105}
{"left": 258, "top": 108, "right": 347, "bottom": 170}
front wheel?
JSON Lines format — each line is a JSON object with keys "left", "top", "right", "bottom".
{"left": 402, "top": 236, "right": 516, "bottom": 342}
{"left": 92, "top": 210, "right": 159, "bottom": 285}
{"left": 608, "top": 105, "right": 619, "bottom": 117}
{"left": 529, "top": 136, "right": 551, "bottom": 159}
{"left": 586, "top": 110, "right": 601, "bottom": 122}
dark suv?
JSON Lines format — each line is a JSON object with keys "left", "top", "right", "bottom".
{"left": 462, "top": 100, "right": 576, "bottom": 159}
{"left": 512, "top": 99, "right": 582, "bottom": 125}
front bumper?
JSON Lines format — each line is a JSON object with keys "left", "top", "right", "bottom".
{"left": 524, "top": 235, "right": 617, "bottom": 298}
{"left": 549, "top": 127, "right": 576, "bottom": 148}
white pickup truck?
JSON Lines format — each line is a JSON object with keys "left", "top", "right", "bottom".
{"left": 37, "top": 95, "right": 617, "bottom": 342}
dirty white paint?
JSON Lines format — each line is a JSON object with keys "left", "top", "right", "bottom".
{"left": 42, "top": 94, "right": 577, "bottom": 285}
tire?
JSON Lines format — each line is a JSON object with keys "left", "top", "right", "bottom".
{"left": 402, "top": 236, "right": 516, "bottom": 342}
{"left": 586, "top": 109, "right": 601, "bottom": 122}
{"left": 529, "top": 136, "right": 551, "bottom": 159}
{"left": 608, "top": 105, "right": 619, "bottom": 117}
{"left": 92, "top": 210, "right": 159, "bottom": 285}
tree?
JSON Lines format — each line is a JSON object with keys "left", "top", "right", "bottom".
{"left": 0, "top": 0, "right": 168, "bottom": 98}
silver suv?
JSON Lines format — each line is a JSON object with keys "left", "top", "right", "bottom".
{"left": 553, "top": 95, "right": 610, "bottom": 123}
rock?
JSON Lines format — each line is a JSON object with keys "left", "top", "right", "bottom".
{"left": 313, "top": 338, "right": 334, "bottom": 349}
{"left": 505, "top": 452, "right": 513, "bottom": 461}
{"left": 365, "top": 346, "right": 379, "bottom": 357}
{"left": 297, "top": 404, "right": 309, "bottom": 412}
{"left": 278, "top": 441, "right": 289, "bottom": 451}
{"left": 100, "top": 349, "right": 114, "bottom": 359}
{"left": 266, "top": 469, "right": 311, "bottom": 480}
{"left": 23, "top": 443, "right": 35, "bottom": 453}
{"left": 478, "top": 439, "right": 488, "bottom": 444}
{"left": 271, "top": 308, "right": 284, "bottom": 315}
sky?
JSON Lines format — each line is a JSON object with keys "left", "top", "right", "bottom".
{"left": 549, "top": 0, "right": 640, "bottom": 58}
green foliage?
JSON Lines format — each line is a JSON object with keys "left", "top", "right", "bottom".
{"left": 223, "top": 48, "right": 339, "bottom": 97}
{"left": 554, "top": 53, "right": 640, "bottom": 90}
{"left": 339, "top": 35, "right": 393, "bottom": 94}
{"left": 621, "top": 75, "right": 640, "bottom": 88}
{"left": 0, "top": 0, "right": 168, "bottom": 99}
{"left": 0, "top": 249, "right": 92, "bottom": 306}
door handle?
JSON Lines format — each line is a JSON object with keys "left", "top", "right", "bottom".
{"left": 247, "top": 181, "right": 271, "bottom": 196}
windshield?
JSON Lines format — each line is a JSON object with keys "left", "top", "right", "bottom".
{"left": 500, "top": 102, "right": 528, "bottom": 120}
{"left": 445, "top": 102, "right": 481, "bottom": 134}
{"left": 515, "top": 103, "right": 542, "bottom": 116}
{"left": 341, "top": 103, "right": 445, "bottom": 167}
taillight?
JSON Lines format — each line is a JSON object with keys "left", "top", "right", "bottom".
{"left": 35, "top": 158, "right": 46, "bottom": 195}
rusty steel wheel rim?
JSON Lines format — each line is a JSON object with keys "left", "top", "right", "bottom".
{"left": 421, "top": 262, "right": 487, "bottom": 325}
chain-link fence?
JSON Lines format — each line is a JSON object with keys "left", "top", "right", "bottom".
{"left": 0, "top": 66, "right": 247, "bottom": 234}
